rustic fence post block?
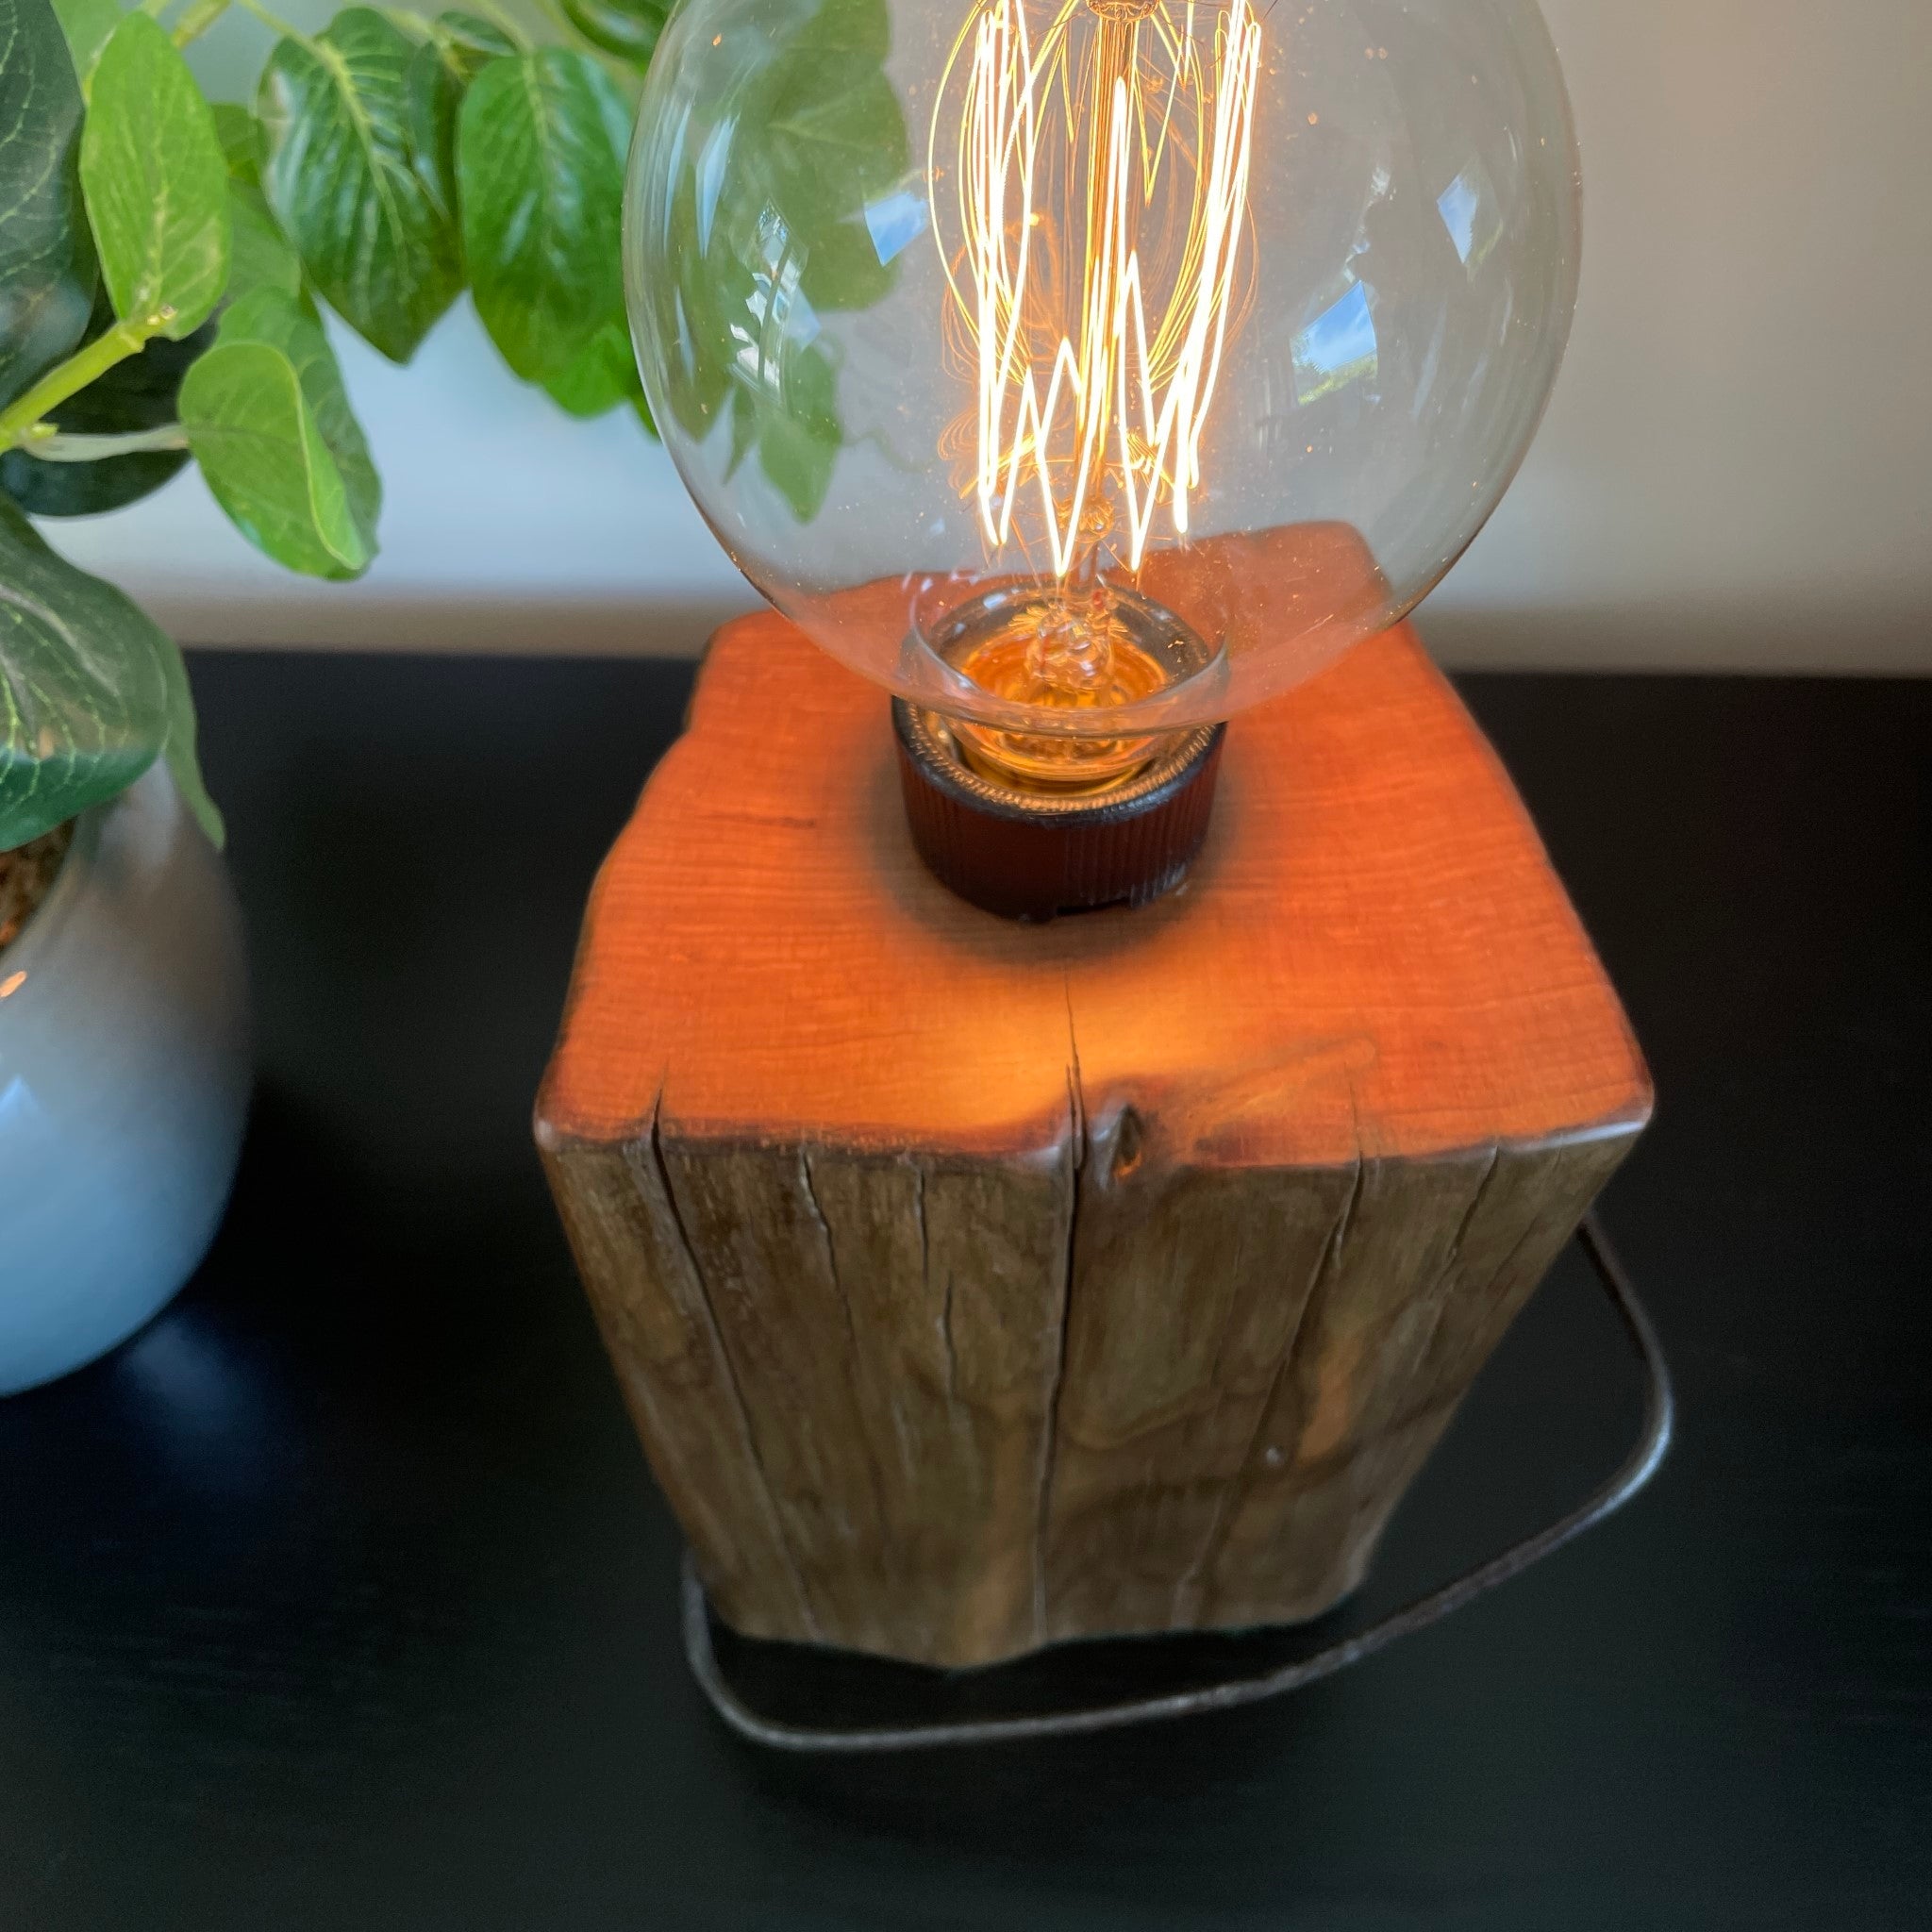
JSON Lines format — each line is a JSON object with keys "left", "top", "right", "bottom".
{"left": 536, "top": 592, "right": 1650, "bottom": 1669}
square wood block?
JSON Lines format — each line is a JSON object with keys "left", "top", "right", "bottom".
{"left": 536, "top": 577, "right": 1651, "bottom": 1669}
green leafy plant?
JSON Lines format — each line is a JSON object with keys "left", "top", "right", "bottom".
{"left": 1, "top": 0, "right": 907, "bottom": 859}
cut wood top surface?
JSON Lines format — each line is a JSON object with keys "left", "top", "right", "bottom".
{"left": 537, "top": 530, "right": 1651, "bottom": 1170}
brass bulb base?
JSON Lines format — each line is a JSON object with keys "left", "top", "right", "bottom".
{"left": 893, "top": 701, "right": 1224, "bottom": 922}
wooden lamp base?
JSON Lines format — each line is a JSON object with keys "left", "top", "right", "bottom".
{"left": 534, "top": 575, "right": 1651, "bottom": 1671}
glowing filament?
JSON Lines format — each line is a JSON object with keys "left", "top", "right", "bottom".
{"left": 932, "top": 0, "right": 1261, "bottom": 579}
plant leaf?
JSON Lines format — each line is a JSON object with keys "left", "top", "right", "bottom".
{"left": 403, "top": 10, "right": 511, "bottom": 226}
{"left": 559, "top": 0, "right": 666, "bottom": 66}
{"left": 807, "top": 0, "right": 890, "bottom": 58}
{"left": 458, "top": 49, "right": 629, "bottom": 385}
{"left": 428, "top": 10, "right": 512, "bottom": 78}
{"left": 49, "top": 0, "right": 119, "bottom": 88}
{"left": 219, "top": 287, "right": 378, "bottom": 536}
{"left": 0, "top": 286, "right": 212, "bottom": 516}
{"left": 543, "top": 317, "right": 641, "bottom": 419}
{"left": 0, "top": 0, "right": 97, "bottom": 410}
{"left": 641, "top": 0, "right": 907, "bottom": 520}
{"left": 0, "top": 492, "right": 169, "bottom": 849}
{"left": 152, "top": 627, "right": 221, "bottom": 846}
{"left": 258, "top": 8, "right": 460, "bottom": 362}
{"left": 78, "top": 11, "right": 229, "bottom": 339}
{"left": 750, "top": 341, "right": 839, "bottom": 521}
{"left": 226, "top": 177, "right": 304, "bottom": 304}
{"left": 180, "top": 287, "right": 380, "bottom": 579}
{"left": 211, "top": 100, "right": 305, "bottom": 307}
{"left": 210, "top": 100, "right": 261, "bottom": 186}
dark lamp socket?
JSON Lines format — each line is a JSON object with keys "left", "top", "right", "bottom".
{"left": 892, "top": 702, "right": 1225, "bottom": 922}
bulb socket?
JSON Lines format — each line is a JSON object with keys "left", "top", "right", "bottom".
{"left": 892, "top": 701, "right": 1224, "bottom": 922}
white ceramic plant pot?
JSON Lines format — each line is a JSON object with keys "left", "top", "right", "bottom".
{"left": 0, "top": 763, "right": 250, "bottom": 1396}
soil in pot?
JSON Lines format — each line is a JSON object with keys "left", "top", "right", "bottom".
{"left": 0, "top": 823, "right": 74, "bottom": 954}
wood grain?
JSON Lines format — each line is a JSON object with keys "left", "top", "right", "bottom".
{"left": 536, "top": 527, "right": 1652, "bottom": 1666}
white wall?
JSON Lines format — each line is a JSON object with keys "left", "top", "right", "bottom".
{"left": 49, "top": 0, "right": 1932, "bottom": 670}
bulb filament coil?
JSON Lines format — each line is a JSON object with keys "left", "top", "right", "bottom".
{"left": 932, "top": 0, "right": 1263, "bottom": 583}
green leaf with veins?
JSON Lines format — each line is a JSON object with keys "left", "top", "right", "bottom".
{"left": 0, "top": 492, "right": 169, "bottom": 849}
{"left": 404, "top": 11, "right": 512, "bottom": 228}
{"left": 0, "top": 286, "right": 212, "bottom": 516}
{"left": 645, "top": 0, "right": 908, "bottom": 520}
{"left": 151, "top": 626, "right": 222, "bottom": 846}
{"left": 210, "top": 102, "right": 304, "bottom": 307}
{"left": 544, "top": 318, "right": 645, "bottom": 420}
{"left": 458, "top": 49, "right": 631, "bottom": 386}
{"left": 181, "top": 286, "right": 380, "bottom": 579}
{"left": 560, "top": 0, "right": 667, "bottom": 66}
{"left": 79, "top": 12, "right": 229, "bottom": 338}
{"left": 210, "top": 101, "right": 262, "bottom": 187}
{"left": 257, "top": 8, "right": 460, "bottom": 362}
{"left": 225, "top": 177, "right": 304, "bottom": 305}
{"left": 49, "top": 0, "right": 119, "bottom": 88}
{"left": 0, "top": 0, "right": 98, "bottom": 410}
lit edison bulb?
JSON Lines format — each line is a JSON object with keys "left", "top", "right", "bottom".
{"left": 625, "top": 0, "right": 1579, "bottom": 791}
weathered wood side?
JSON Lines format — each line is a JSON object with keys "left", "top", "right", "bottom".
{"left": 658, "top": 1132, "right": 1081, "bottom": 1663}
{"left": 1199, "top": 1133, "right": 1637, "bottom": 1627}
{"left": 1041, "top": 1096, "right": 1361, "bottom": 1639}
{"left": 551, "top": 1107, "right": 1636, "bottom": 1662}
{"left": 537, "top": 1133, "right": 815, "bottom": 1641}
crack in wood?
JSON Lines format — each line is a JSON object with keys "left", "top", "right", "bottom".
{"left": 797, "top": 1148, "right": 905, "bottom": 1597}
{"left": 1034, "top": 983, "right": 1088, "bottom": 1643}
{"left": 915, "top": 1161, "right": 958, "bottom": 1410}
{"left": 1343, "top": 1144, "right": 1508, "bottom": 1451}
{"left": 641, "top": 1094, "right": 822, "bottom": 1639}
{"left": 1448, "top": 1144, "right": 1505, "bottom": 1272}
{"left": 1184, "top": 1093, "right": 1368, "bottom": 1623}
{"left": 1162, "top": 1212, "right": 1270, "bottom": 1626}
{"left": 1419, "top": 1144, "right": 1606, "bottom": 1401}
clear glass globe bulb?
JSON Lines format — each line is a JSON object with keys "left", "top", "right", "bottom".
{"left": 624, "top": 0, "right": 1579, "bottom": 770}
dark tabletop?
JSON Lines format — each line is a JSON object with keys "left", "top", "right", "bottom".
{"left": 2, "top": 649, "right": 1927, "bottom": 1931}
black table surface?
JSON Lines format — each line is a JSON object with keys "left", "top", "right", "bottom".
{"left": 3, "top": 650, "right": 1927, "bottom": 1930}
